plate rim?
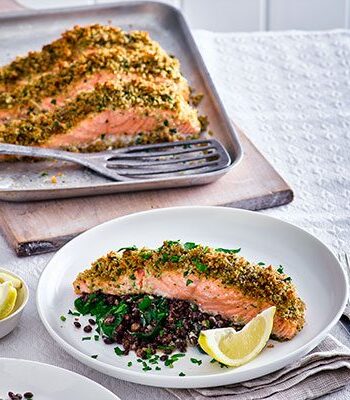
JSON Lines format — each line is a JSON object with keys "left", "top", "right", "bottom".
{"left": 0, "top": 357, "right": 120, "bottom": 398}
{"left": 36, "top": 206, "right": 348, "bottom": 388}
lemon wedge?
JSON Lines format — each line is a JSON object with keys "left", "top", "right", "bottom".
{"left": 0, "top": 281, "right": 18, "bottom": 320}
{"left": 0, "top": 272, "right": 22, "bottom": 289}
{"left": 198, "top": 306, "right": 276, "bottom": 367}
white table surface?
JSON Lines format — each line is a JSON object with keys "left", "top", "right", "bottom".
{"left": 0, "top": 28, "right": 350, "bottom": 399}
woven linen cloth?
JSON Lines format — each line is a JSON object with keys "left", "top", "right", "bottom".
{"left": 0, "top": 29, "right": 350, "bottom": 400}
{"left": 168, "top": 335, "right": 350, "bottom": 400}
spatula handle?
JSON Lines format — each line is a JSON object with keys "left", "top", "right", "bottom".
{"left": 0, "top": 143, "right": 81, "bottom": 164}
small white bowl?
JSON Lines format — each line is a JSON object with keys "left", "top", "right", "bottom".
{"left": 0, "top": 267, "right": 29, "bottom": 339}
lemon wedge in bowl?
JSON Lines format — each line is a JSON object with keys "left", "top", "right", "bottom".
{"left": 0, "top": 281, "right": 18, "bottom": 320}
{"left": 0, "top": 272, "right": 22, "bottom": 289}
{"left": 198, "top": 306, "right": 276, "bottom": 367}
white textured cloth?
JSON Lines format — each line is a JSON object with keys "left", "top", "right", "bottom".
{"left": 1, "top": 29, "right": 350, "bottom": 400}
{"left": 169, "top": 335, "right": 350, "bottom": 400}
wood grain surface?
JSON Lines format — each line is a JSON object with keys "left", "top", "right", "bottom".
{"left": 0, "top": 130, "right": 293, "bottom": 257}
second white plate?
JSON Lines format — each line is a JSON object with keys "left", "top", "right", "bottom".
{"left": 37, "top": 206, "right": 347, "bottom": 388}
{"left": 0, "top": 358, "right": 119, "bottom": 399}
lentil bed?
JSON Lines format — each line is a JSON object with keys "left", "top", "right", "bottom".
{"left": 74, "top": 292, "right": 240, "bottom": 359}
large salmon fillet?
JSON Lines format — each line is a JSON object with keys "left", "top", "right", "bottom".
{"left": 0, "top": 79, "right": 200, "bottom": 151}
{"left": 73, "top": 241, "right": 306, "bottom": 341}
{"left": 0, "top": 25, "right": 200, "bottom": 152}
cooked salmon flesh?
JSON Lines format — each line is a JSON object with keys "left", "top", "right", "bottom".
{"left": 73, "top": 241, "right": 306, "bottom": 341}
{"left": 0, "top": 25, "right": 201, "bottom": 152}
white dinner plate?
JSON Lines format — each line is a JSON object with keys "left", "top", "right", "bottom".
{"left": 37, "top": 206, "right": 348, "bottom": 388}
{"left": 0, "top": 358, "right": 119, "bottom": 399}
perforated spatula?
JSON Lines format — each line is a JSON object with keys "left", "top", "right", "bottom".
{"left": 0, "top": 139, "right": 231, "bottom": 182}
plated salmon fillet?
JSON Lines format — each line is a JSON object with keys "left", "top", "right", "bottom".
{"left": 0, "top": 24, "right": 201, "bottom": 152}
{"left": 73, "top": 241, "right": 306, "bottom": 341}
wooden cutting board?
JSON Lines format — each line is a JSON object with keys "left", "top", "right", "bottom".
{"left": 0, "top": 130, "right": 293, "bottom": 257}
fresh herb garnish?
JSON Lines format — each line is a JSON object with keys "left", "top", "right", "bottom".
{"left": 277, "top": 265, "right": 284, "bottom": 274}
{"left": 114, "top": 346, "right": 124, "bottom": 356}
{"left": 138, "top": 296, "right": 152, "bottom": 311}
{"left": 68, "top": 309, "right": 80, "bottom": 316}
{"left": 82, "top": 337, "right": 91, "bottom": 341}
{"left": 257, "top": 262, "right": 265, "bottom": 266}
{"left": 161, "top": 253, "right": 169, "bottom": 262}
{"left": 283, "top": 277, "right": 292, "bottom": 282}
{"left": 140, "top": 252, "right": 152, "bottom": 260}
{"left": 170, "top": 255, "right": 181, "bottom": 262}
{"left": 190, "top": 358, "right": 202, "bottom": 365}
{"left": 184, "top": 242, "right": 198, "bottom": 250}
{"left": 60, "top": 315, "right": 66, "bottom": 322}
{"left": 117, "top": 245, "right": 138, "bottom": 252}
{"left": 179, "top": 372, "right": 186, "bottom": 376}
{"left": 186, "top": 279, "right": 193, "bottom": 286}
{"left": 193, "top": 259, "right": 208, "bottom": 272}
{"left": 167, "top": 240, "right": 180, "bottom": 246}
{"left": 91, "top": 354, "right": 98, "bottom": 359}
{"left": 94, "top": 335, "right": 99, "bottom": 341}
{"left": 128, "top": 361, "right": 133, "bottom": 367}
{"left": 215, "top": 247, "right": 241, "bottom": 254}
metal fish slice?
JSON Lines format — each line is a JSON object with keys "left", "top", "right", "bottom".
{"left": 0, "top": 139, "right": 231, "bottom": 182}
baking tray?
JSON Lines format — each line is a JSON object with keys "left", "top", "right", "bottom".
{"left": 0, "top": 1, "right": 242, "bottom": 202}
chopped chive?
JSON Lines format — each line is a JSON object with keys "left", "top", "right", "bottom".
{"left": 186, "top": 279, "right": 193, "bottom": 286}
{"left": 170, "top": 255, "right": 181, "bottom": 262}
{"left": 283, "top": 276, "right": 292, "bottom": 282}
{"left": 82, "top": 337, "right": 91, "bottom": 341}
{"left": 128, "top": 361, "right": 133, "bottom": 367}
{"left": 60, "top": 315, "right": 66, "bottom": 322}
{"left": 179, "top": 372, "right": 186, "bottom": 376}
{"left": 190, "top": 358, "right": 202, "bottom": 365}
{"left": 94, "top": 335, "right": 99, "bottom": 341}
{"left": 257, "top": 262, "right": 265, "bottom": 266}
{"left": 91, "top": 354, "right": 98, "bottom": 359}
{"left": 155, "top": 366, "right": 161, "bottom": 371}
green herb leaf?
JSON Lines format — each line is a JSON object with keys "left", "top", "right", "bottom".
{"left": 190, "top": 358, "right": 202, "bottom": 365}
{"left": 179, "top": 372, "right": 186, "bottom": 376}
{"left": 170, "top": 255, "right": 181, "bottom": 262}
{"left": 193, "top": 259, "right": 208, "bottom": 272}
{"left": 166, "top": 240, "right": 180, "bottom": 246}
{"left": 283, "top": 276, "right": 292, "bottom": 282}
{"left": 186, "top": 279, "right": 193, "bottom": 286}
{"left": 91, "top": 354, "right": 98, "bottom": 359}
{"left": 82, "top": 337, "right": 91, "bottom": 341}
{"left": 215, "top": 247, "right": 241, "bottom": 254}
{"left": 161, "top": 253, "right": 169, "bottom": 262}
{"left": 68, "top": 309, "right": 80, "bottom": 316}
{"left": 128, "top": 361, "right": 133, "bottom": 367}
{"left": 138, "top": 296, "right": 152, "bottom": 311}
{"left": 257, "top": 262, "right": 265, "bottom": 266}
{"left": 117, "top": 245, "right": 138, "bottom": 252}
{"left": 114, "top": 346, "right": 124, "bottom": 356}
{"left": 60, "top": 315, "right": 66, "bottom": 322}
{"left": 140, "top": 252, "right": 152, "bottom": 260}
{"left": 277, "top": 265, "right": 284, "bottom": 274}
{"left": 184, "top": 242, "right": 198, "bottom": 250}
